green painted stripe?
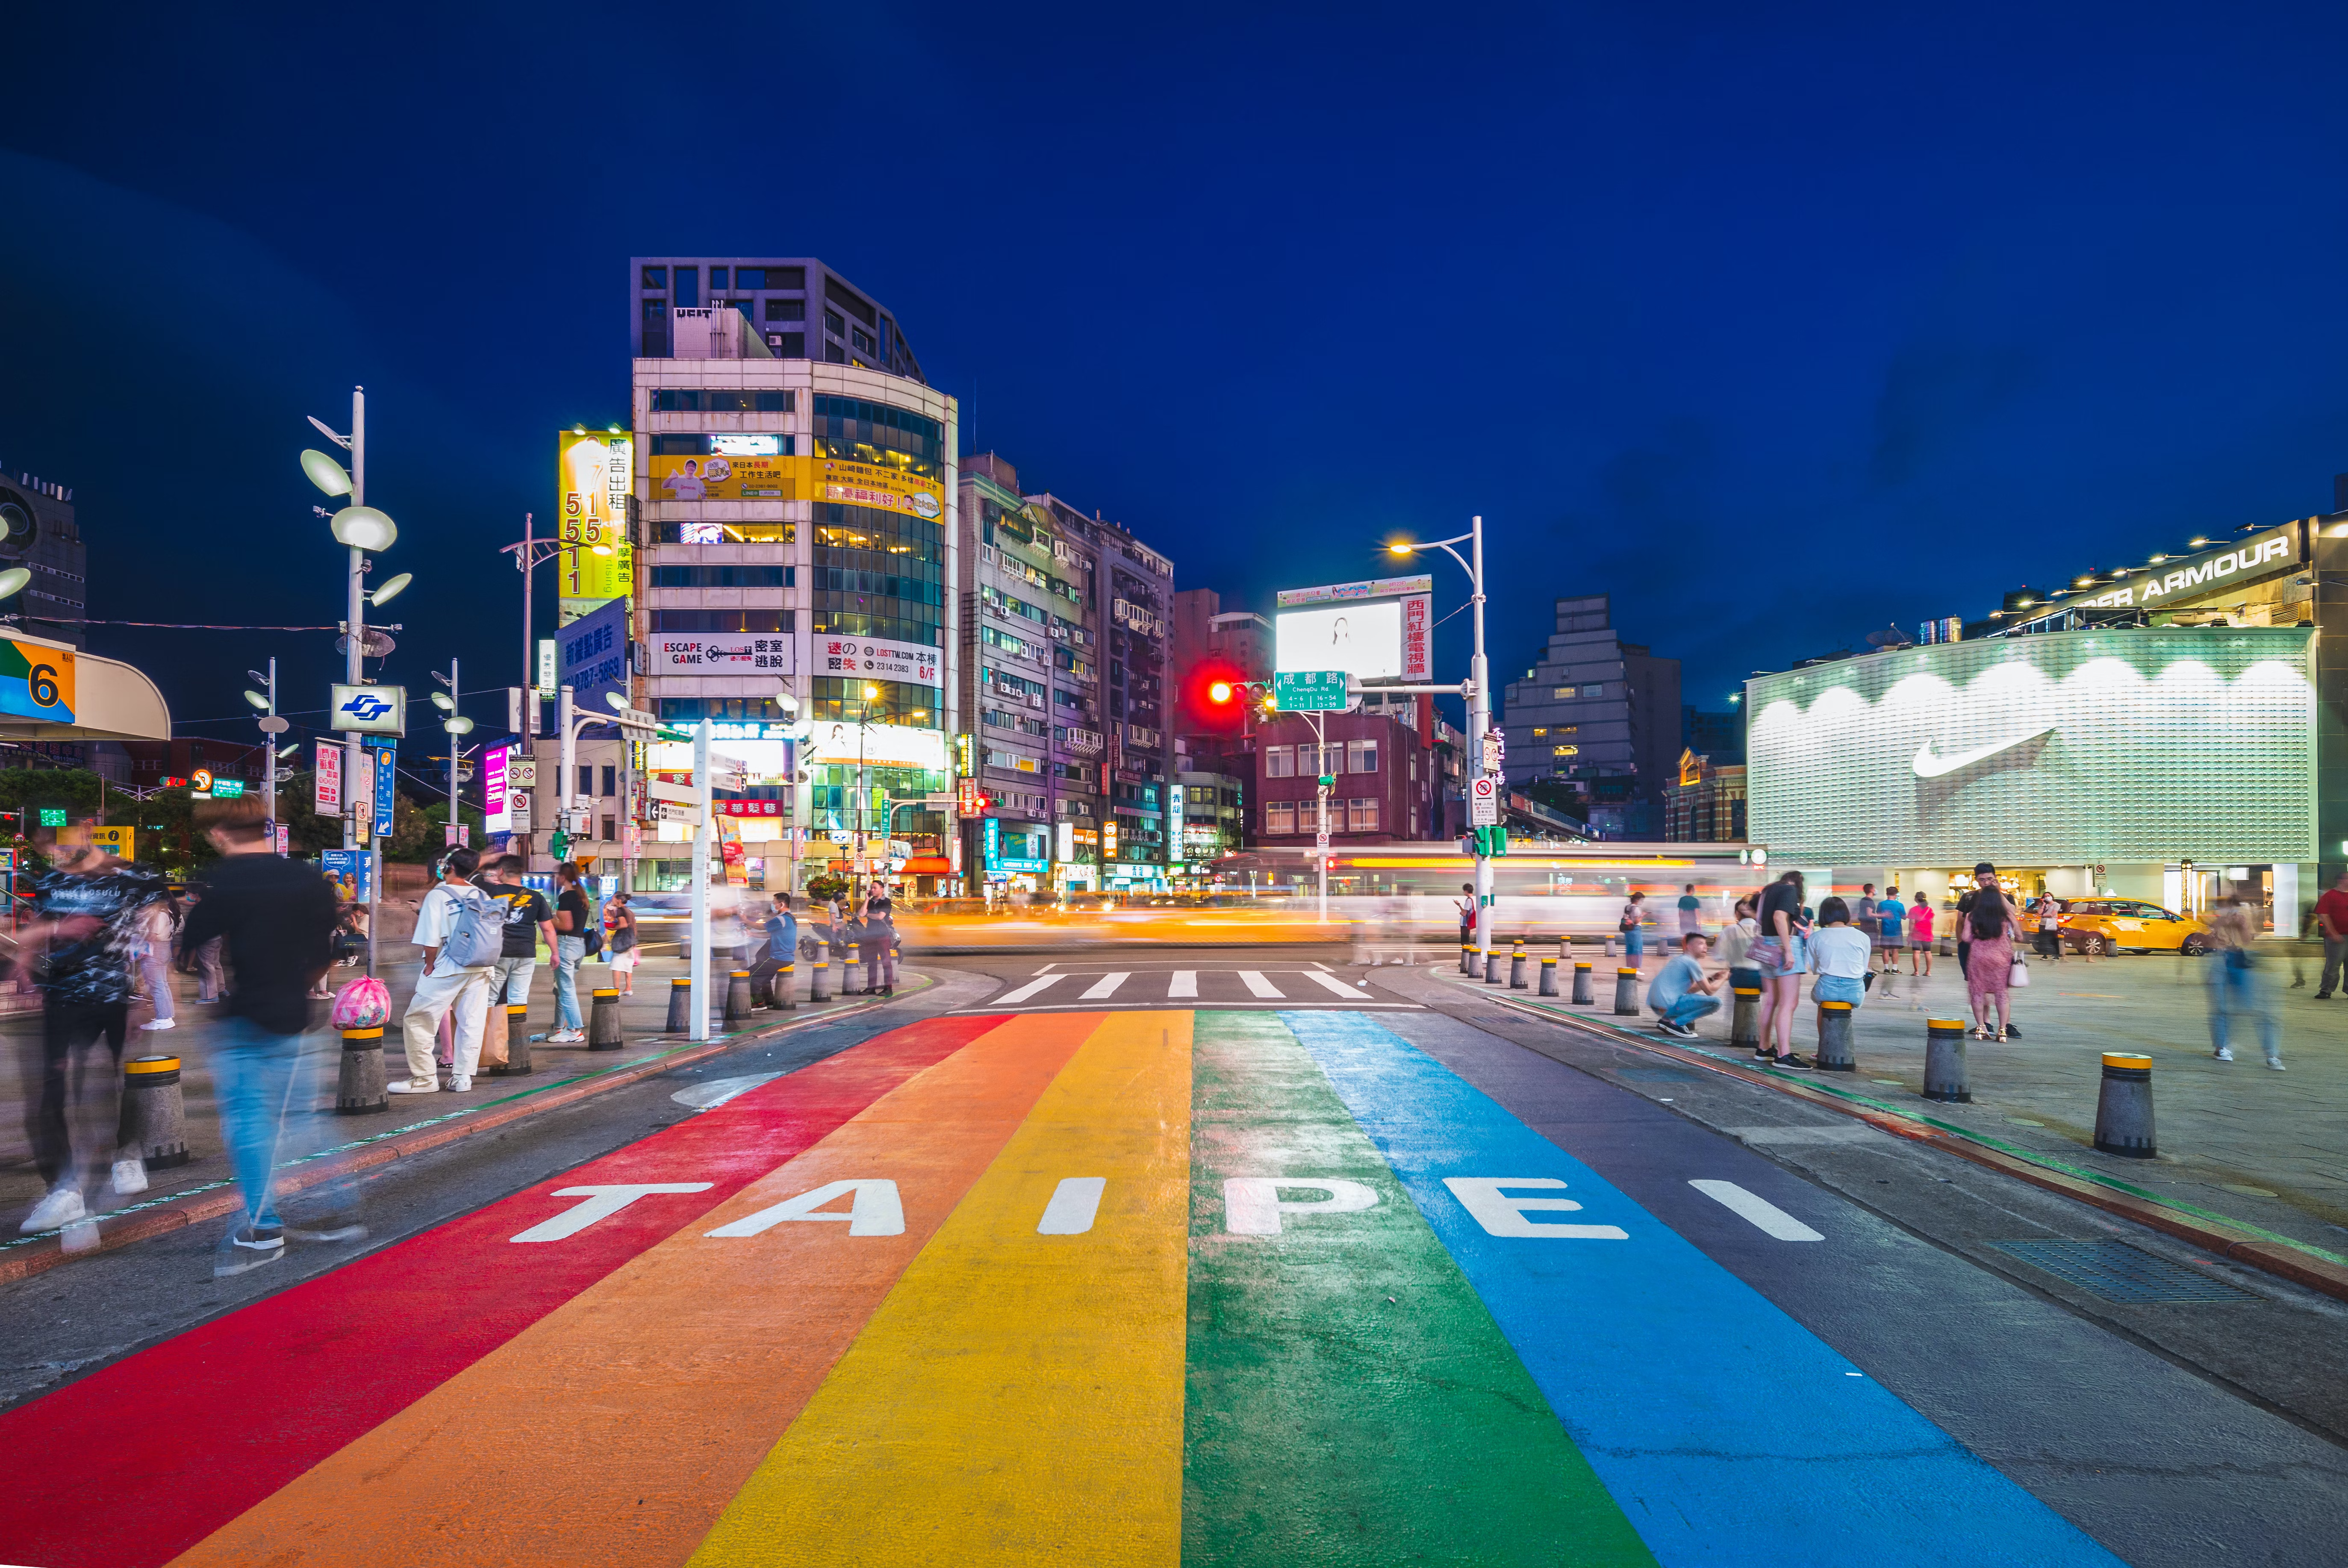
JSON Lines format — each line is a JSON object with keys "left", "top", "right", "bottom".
{"left": 1183, "top": 1012, "right": 1655, "bottom": 1567}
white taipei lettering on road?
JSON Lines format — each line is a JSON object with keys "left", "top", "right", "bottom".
{"left": 1223, "top": 1177, "right": 1380, "bottom": 1234}
{"left": 705, "top": 1178, "right": 905, "bottom": 1237}
{"left": 1689, "top": 1179, "right": 1824, "bottom": 1241}
{"left": 1037, "top": 1176, "right": 1107, "bottom": 1234}
{"left": 1443, "top": 1176, "right": 1628, "bottom": 1239}
{"left": 510, "top": 1183, "right": 715, "bottom": 1243}
{"left": 1911, "top": 727, "right": 2055, "bottom": 778}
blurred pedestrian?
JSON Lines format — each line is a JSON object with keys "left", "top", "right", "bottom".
{"left": 1620, "top": 890, "right": 1648, "bottom": 973}
{"left": 12, "top": 844, "right": 166, "bottom": 1234}
{"left": 181, "top": 803, "right": 350, "bottom": 1276}
{"left": 192, "top": 924, "right": 226, "bottom": 1005}
{"left": 392, "top": 847, "right": 500, "bottom": 1093}
{"left": 1855, "top": 883, "right": 1881, "bottom": 955}
{"left": 1750, "top": 870, "right": 1809, "bottom": 1066}
{"left": 546, "top": 861, "right": 591, "bottom": 1045}
{"left": 1455, "top": 883, "right": 1475, "bottom": 953}
{"left": 136, "top": 890, "right": 181, "bottom": 1031}
{"left": 1648, "top": 930, "right": 1725, "bottom": 1039}
{"left": 751, "top": 894, "right": 792, "bottom": 1005}
{"left": 2313, "top": 868, "right": 2348, "bottom": 999}
{"left": 1963, "top": 869, "right": 2018, "bottom": 1041}
{"left": 1908, "top": 896, "right": 1935, "bottom": 977}
{"left": 607, "top": 892, "right": 639, "bottom": 996}
{"left": 1676, "top": 883, "right": 1704, "bottom": 942}
{"left": 2207, "top": 893, "right": 2283, "bottom": 1068}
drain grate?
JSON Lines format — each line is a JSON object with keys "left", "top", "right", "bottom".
{"left": 1988, "top": 1239, "right": 2253, "bottom": 1304}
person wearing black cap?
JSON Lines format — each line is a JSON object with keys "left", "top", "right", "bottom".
{"left": 1955, "top": 863, "right": 2020, "bottom": 1039}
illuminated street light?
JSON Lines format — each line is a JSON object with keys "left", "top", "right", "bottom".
{"left": 329, "top": 506, "right": 398, "bottom": 553}
{"left": 370, "top": 571, "right": 412, "bottom": 607}
{"left": 0, "top": 568, "right": 28, "bottom": 601}
{"left": 300, "top": 449, "right": 352, "bottom": 497}
{"left": 430, "top": 691, "right": 455, "bottom": 712}
{"left": 244, "top": 690, "right": 269, "bottom": 710}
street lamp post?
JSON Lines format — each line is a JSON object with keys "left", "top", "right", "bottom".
{"left": 1387, "top": 515, "right": 1491, "bottom": 955}
{"left": 431, "top": 661, "right": 474, "bottom": 848}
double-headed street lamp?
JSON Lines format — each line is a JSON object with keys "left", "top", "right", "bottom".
{"left": 432, "top": 662, "right": 474, "bottom": 845}
{"left": 1387, "top": 515, "right": 1493, "bottom": 956}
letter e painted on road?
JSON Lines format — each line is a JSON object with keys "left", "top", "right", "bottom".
{"left": 509, "top": 1183, "right": 716, "bottom": 1244}
{"left": 1442, "top": 1177, "right": 1628, "bottom": 1239}
{"left": 1223, "top": 1177, "right": 1380, "bottom": 1236}
{"left": 705, "top": 1178, "right": 906, "bottom": 1238}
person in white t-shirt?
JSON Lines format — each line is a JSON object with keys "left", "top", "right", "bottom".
{"left": 392, "top": 848, "right": 498, "bottom": 1095}
{"left": 1806, "top": 896, "right": 1873, "bottom": 1059}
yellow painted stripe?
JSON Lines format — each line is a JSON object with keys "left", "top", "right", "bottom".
{"left": 690, "top": 1010, "right": 1192, "bottom": 1568}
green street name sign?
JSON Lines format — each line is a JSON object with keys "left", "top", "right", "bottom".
{"left": 1273, "top": 671, "right": 1349, "bottom": 712}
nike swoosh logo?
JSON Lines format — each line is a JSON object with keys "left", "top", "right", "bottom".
{"left": 1912, "top": 727, "right": 2054, "bottom": 778}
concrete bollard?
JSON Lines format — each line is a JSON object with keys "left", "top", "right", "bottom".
{"left": 1484, "top": 948, "right": 1503, "bottom": 985}
{"left": 776, "top": 960, "right": 798, "bottom": 1010}
{"left": 810, "top": 954, "right": 833, "bottom": 1003}
{"left": 1816, "top": 1000, "right": 1856, "bottom": 1071}
{"left": 587, "top": 988, "right": 624, "bottom": 1051}
{"left": 2093, "top": 1053, "right": 2157, "bottom": 1159}
{"left": 1571, "top": 961, "right": 1595, "bottom": 1005}
{"left": 1924, "top": 1018, "right": 1971, "bottom": 1103}
{"left": 1509, "top": 941, "right": 1528, "bottom": 989}
{"left": 1937, "top": 935, "right": 1953, "bottom": 958}
{"left": 336, "top": 1029, "right": 388, "bottom": 1115}
{"left": 666, "top": 977, "right": 693, "bottom": 1033}
{"left": 725, "top": 970, "right": 753, "bottom": 1023}
{"left": 122, "top": 1054, "right": 191, "bottom": 1165}
{"left": 489, "top": 1005, "right": 533, "bottom": 1076}
{"left": 845, "top": 943, "right": 859, "bottom": 990}
{"left": 1604, "top": 935, "right": 1618, "bottom": 959}
{"left": 1730, "top": 986, "right": 1761, "bottom": 1048}
{"left": 1538, "top": 956, "right": 1559, "bottom": 997}
{"left": 1612, "top": 967, "right": 1639, "bottom": 1016}
{"left": 1460, "top": 943, "right": 1476, "bottom": 976}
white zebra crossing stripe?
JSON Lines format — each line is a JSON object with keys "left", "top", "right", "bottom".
{"left": 1306, "top": 971, "right": 1370, "bottom": 999}
{"left": 993, "top": 973, "right": 1066, "bottom": 1005}
{"left": 1237, "top": 971, "right": 1284, "bottom": 998}
{"left": 1081, "top": 972, "right": 1129, "bottom": 1000}
{"left": 1169, "top": 971, "right": 1199, "bottom": 997}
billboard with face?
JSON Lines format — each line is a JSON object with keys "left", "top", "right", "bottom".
{"left": 1273, "top": 575, "right": 1432, "bottom": 682}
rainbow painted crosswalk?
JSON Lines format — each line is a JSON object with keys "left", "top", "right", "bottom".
{"left": 0, "top": 1011, "right": 2125, "bottom": 1568}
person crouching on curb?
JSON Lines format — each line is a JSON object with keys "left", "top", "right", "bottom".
{"left": 1647, "top": 931, "right": 1727, "bottom": 1040}
{"left": 1806, "top": 896, "right": 1871, "bottom": 1056}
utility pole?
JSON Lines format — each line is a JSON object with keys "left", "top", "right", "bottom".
{"left": 690, "top": 718, "right": 711, "bottom": 1041}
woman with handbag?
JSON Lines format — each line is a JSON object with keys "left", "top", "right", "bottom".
{"left": 1749, "top": 871, "right": 1812, "bottom": 1067}
{"left": 1964, "top": 873, "right": 2019, "bottom": 1041}
{"left": 606, "top": 893, "right": 639, "bottom": 996}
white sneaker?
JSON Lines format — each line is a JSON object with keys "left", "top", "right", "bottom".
{"left": 112, "top": 1158, "right": 148, "bottom": 1195}
{"left": 2213, "top": 1048, "right": 2235, "bottom": 1062}
{"left": 386, "top": 1079, "right": 440, "bottom": 1094}
{"left": 140, "top": 1018, "right": 176, "bottom": 1030}
{"left": 547, "top": 1029, "right": 586, "bottom": 1044}
{"left": 448, "top": 1074, "right": 473, "bottom": 1092}
{"left": 2266, "top": 1058, "right": 2286, "bottom": 1071}
{"left": 21, "top": 1186, "right": 85, "bottom": 1233}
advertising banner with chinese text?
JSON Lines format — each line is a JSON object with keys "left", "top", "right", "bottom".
{"left": 815, "top": 636, "right": 938, "bottom": 685}
{"left": 558, "top": 430, "right": 634, "bottom": 624}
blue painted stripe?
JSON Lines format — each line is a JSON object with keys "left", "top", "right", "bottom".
{"left": 1281, "top": 1010, "right": 2127, "bottom": 1568}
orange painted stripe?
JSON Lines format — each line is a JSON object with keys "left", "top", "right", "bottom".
{"left": 169, "top": 1011, "right": 1107, "bottom": 1568}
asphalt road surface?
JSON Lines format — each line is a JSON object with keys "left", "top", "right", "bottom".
{"left": 0, "top": 947, "right": 2341, "bottom": 1568}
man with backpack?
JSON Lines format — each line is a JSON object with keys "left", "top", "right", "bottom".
{"left": 392, "top": 847, "right": 501, "bottom": 1094}
{"left": 474, "top": 854, "right": 555, "bottom": 1066}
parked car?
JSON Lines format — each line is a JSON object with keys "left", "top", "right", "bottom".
{"left": 2038, "top": 897, "right": 2211, "bottom": 956}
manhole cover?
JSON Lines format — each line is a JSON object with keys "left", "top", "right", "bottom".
{"left": 1618, "top": 1066, "right": 1700, "bottom": 1082}
{"left": 1989, "top": 1239, "right": 2251, "bottom": 1304}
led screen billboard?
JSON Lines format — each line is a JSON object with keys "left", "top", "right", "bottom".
{"left": 1273, "top": 575, "right": 1432, "bottom": 682}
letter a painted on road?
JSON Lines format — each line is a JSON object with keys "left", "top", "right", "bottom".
{"left": 1223, "top": 1177, "right": 1380, "bottom": 1235}
{"left": 705, "top": 1179, "right": 906, "bottom": 1238}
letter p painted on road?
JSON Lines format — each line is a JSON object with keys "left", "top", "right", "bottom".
{"left": 1223, "top": 1177, "right": 1380, "bottom": 1235}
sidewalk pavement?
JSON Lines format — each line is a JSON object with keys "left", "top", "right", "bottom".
{"left": 1486, "top": 946, "right": 2348, "bottom": 1261}
{"left": 0, "top": 952, "right": 911, "bottom": 1261}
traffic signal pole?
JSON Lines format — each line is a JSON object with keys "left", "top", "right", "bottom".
{"left": 1466, "top": 513, "right": 1491, "bottom": 958}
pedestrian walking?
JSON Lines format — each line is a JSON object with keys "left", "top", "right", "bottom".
{"left": 1648, "top": 930, "right": 1726, "bottom": 1039}
{"left": 136, "top": 891, "right": 181, "bottom": 1031}
{"left": 11, "top": 844, "right": 167, "bottom": 1234}
{"left": 1718, "top": 896, "right": 1761, "bottom": 992}
{"left": 1620, "top": 891, "right": 1649, "bottom": 972}
{"left": 2313, "top": 869, "right": 2348, "bottom": 998}
{"left": 1874, "top": 885, "right": 1906, "bottom": 996}
{"left": 1750, "top": 870, "right": 1811, "bottom": 1067}
{"left": 392, "top": 847, "right": 501, "bottom": 1093}
{"left": 2034, "top": 894, "right": 2066, "bottom": 962}
{"left": 474, "top": 855, "right": 555, "bottom": 1064}
{"left": 545, "top": 862, "right": 592, "bottom": 1044}
{"left": 607, "top": 892, "right": 639, "bottom": 995}
{"left": 2206, "top": 893, "right": 2283, "bottom": 1068}
{"left": 179, "top": 804, "right": 352, "bottom": 1276}
{"left": 1962, "top": 868, "right": 2018, "bottom": 1041}
{"left": 1808, "top": 897, "right": 1871, "bottom": 1050}
{"left": 1954, "top": 865, "right": 2018, "bottom": 1036}
{"left": 1855, "top": 883, "right": 1882, "bottom": 958}
{"left": 1676, "top": 883, "right": 1704, "bottom": 942}
{"left": 192, "top": 927, "right": 226, "bottom": 1005}
{"left": 864, "top": 897, "right": 899, "bottom": 997}
{"left": 1907, "top": 896, "right": 1935, "bottom": 977}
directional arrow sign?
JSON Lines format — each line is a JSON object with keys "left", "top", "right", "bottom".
{"left": 654, "top": 800, "right": 704, "bottom": 826}
{"left": 647, "top": 779, "right": 699, "bottom": 806}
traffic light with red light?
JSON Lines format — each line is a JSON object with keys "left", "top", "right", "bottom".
{"left": 1181, "top": 659, "right": 1252, "bottom": 735}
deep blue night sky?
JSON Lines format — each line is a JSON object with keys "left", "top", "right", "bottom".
{"left": 6, "top": 2, "right": 2348, "bottom": 747}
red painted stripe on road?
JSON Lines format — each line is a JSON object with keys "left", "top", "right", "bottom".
{"left": 0, "top": 1013, "right": 1006, "bottom": 1568}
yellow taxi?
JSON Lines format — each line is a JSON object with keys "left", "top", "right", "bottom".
{"left": 2035, "top": 898, "right": 2210, "bottom": 957}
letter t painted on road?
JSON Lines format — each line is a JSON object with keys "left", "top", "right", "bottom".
{"left": 509, "top": 1183, "right": 716, "bottom": 1243}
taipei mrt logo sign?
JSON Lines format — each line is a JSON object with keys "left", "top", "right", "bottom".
{"left": 330, "top": 683, "right": 406, "bottom": 736}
